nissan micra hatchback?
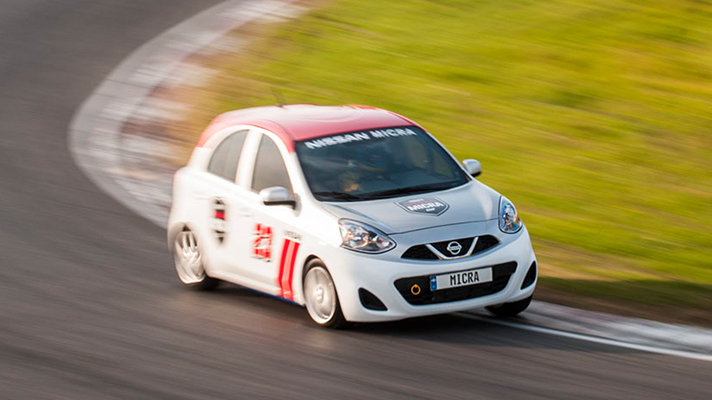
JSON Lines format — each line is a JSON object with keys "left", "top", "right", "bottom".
{"left": 168, "top": 105, "right": 537, "bottom": 328}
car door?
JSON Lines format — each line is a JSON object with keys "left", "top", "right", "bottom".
{"left": 196, "top": 128, "right": 251, "bottom": 280}
{"left": 236, "top": 131, "right": 304, "bottom": 299}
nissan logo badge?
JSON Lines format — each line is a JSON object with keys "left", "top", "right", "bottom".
{"left": 446, "top": 241, "right": 462, "bottom": 255}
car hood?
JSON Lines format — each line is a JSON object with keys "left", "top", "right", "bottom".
{"left": 320, "top": 181, "right": 500, "bottom": 234}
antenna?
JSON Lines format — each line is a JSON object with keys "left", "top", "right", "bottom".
{"left": 271, "top": 88, "right": 286, "bottom": 107}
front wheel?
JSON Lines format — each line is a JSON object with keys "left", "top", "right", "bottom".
{"left": 486, "top": 295, "right": 532, "bottom": 317}
{"left": 173, "top": 228, "right": 219, "bottom": 291}
{"left": 303, "top": 259, "right": 349, "bottom": 329}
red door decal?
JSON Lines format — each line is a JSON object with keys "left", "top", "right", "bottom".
{"left": 253, "top": 223, "right": 273, "bottom": 261}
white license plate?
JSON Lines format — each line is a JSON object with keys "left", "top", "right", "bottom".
{"left": 430, "top": 267, "right": 493, "bottom": 291}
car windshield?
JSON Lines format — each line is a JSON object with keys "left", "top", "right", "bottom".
{"left": 295, "top": 126, "right": 470, "bottom": 202}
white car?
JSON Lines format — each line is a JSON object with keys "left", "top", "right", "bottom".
{"left": 168, "top": 105, "right": 537, "bottom": 328}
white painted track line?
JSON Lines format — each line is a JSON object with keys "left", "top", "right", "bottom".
{"left": 460, "top": 313, "right": 712, "bottom": 363}
{"left": 68, "top": 0, "right": 301, "bottom": 227}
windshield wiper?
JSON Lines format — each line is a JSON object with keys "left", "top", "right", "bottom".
{"left": 364, "top": 183, "right": 454, "bottom": 200}
{"left": 312, "top": 191, "right": 366, "bottom": 201}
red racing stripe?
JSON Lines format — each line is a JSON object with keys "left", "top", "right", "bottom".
{"left": 280, "top": 240, "right": 296, "bottom": 300}
{"left": 284, "top": 242, "right": 300, "bottom": 300}
{"left": 277, "top": 239, "right": 291, "bottom": 297}
{"left": 276, "top": 238, "right": 301, "bottom": 300}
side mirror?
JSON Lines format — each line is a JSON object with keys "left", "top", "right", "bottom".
{"left": 260, "top": 186, "right": 296, "bottom": 208}
{"left": 462, "top": 159, "right": 482, "bottom": 177}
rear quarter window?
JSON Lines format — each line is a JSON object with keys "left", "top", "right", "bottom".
{"left": 251, "top": 135, "right": 293, "bottom": 193}
{"left": 207, "top": 130, "right": 248, "bottom": 181}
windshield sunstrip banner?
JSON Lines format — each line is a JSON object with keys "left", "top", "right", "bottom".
{"left": 302, "top": 127, "right": 418, "bottom": 149}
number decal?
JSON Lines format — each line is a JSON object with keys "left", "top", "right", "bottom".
{"left": 252, "top": 223, "right": 273, "bottom": 261}
{"left": 212, "top": 198, "right": 226, "bottom": 244}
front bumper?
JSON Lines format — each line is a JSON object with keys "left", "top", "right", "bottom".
{"left": 323, "top": 220, "right": 537, "bottom": 323}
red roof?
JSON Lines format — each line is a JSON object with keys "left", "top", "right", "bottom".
{"left": 196, "top": 104, "right": 420, "bottom": 151}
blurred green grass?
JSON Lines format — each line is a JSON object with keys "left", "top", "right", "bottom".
{"left": 185, "top": 0, "right": 712, "bottom": 315}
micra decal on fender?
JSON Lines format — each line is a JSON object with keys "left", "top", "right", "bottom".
{"left": 396, "top": 197, "right": 449, "bottom": 216}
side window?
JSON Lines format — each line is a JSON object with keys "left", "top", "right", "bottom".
{"left": 207, "top": 130, "right": 248, "bottom": 181}
{"left": 402, "top": 135, "right": 453, "bottom": 177}
{"left": 252, "top": 135, "right": 293, "bottom": 193}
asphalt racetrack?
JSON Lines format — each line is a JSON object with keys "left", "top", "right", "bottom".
{"left": 1, "top": 1, "right": 711, "bottom": 399}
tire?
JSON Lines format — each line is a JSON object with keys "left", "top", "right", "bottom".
{"left": 302, "top": 259, "right": 349, "bottom": 329}
{"left": 486, "top": 295, "right": 532, "bottom": 317}
{"left": 173, "top": 228, "right": 219, "bottom": 291}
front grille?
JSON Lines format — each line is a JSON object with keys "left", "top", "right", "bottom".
{"left": 394, "top": 261, "right": 517, "bottom": 305}
{"left": 430, "top": 237, "right": 475, "bottom": 257}
{"left": 401, "top": 245, "right": 438, "bottom": 260}
{"left": 473, "top": 235, "right": 499, "bottom": 254}
{"left": 401, "top": 235, "right": 500, "bottom": 260}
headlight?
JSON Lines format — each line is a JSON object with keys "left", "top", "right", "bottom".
{"left": 338, "top": 219, "right": 396, "bottom": 253}
{"left": 499, "top": 197, "right": 523, "bottom": 234}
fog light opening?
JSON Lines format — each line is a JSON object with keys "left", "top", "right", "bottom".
{"left": 521, "top": 261, "right": 537, "bottom": 289}
{"left": 358, "top": 288, "right": 388, "bottom": 311}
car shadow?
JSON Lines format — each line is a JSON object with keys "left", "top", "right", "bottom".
{"left": 200, "top": 283, "right": 643, "bottom": 356}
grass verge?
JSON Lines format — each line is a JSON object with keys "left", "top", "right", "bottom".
{"left": 171, "top": 0, "right": 712, "bottom": 325}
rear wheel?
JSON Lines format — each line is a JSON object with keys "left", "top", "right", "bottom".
{"left": 173, "top": 228, "right": 219, "bottom": 291}
{"left": 486, "top": 295, "right": 532, "bottom": 317}
{"left": 303, "top": 259, "right": 349, "bottom": 329}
